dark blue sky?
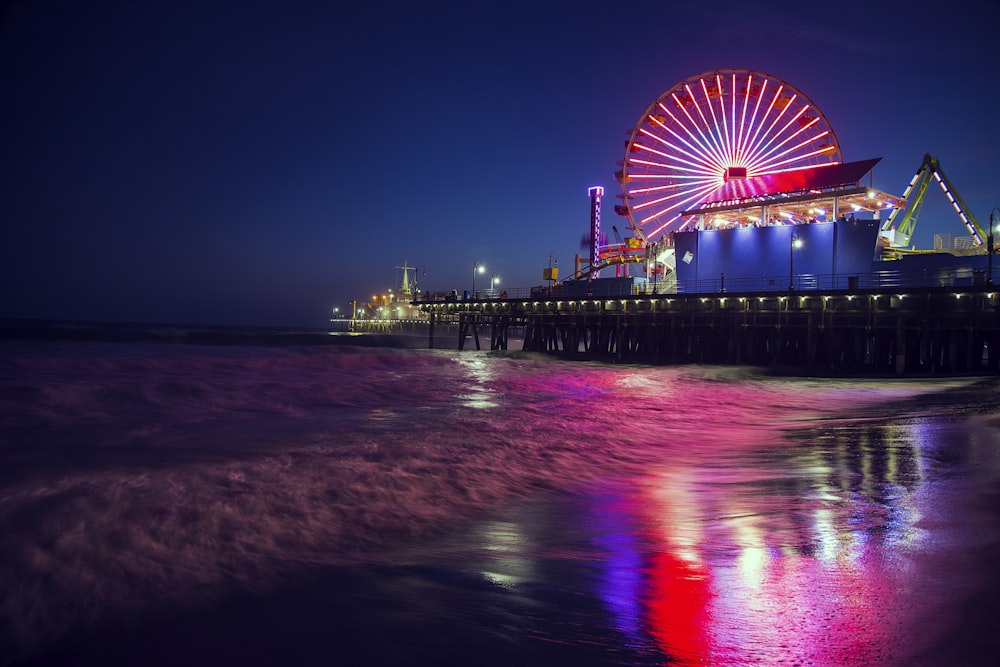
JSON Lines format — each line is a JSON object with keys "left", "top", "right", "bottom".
{"left": 3, "top": 0, "right": 998, "bottom": 327}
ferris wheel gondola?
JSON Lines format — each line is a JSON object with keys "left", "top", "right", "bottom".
{"left": 615, "top": 69, "right": 842, "bottom": 242}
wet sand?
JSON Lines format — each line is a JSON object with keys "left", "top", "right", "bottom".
{"left": 900, "top": 490, "right": 1000, "bottom": 666}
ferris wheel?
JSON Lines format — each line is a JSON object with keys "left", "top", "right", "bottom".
{"left": 616, "top": 69, "right": 842, "bottom": 241}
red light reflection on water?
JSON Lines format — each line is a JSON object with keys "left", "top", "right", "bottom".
{"left": 645, "top": 551, "right": 712, "bottom": 663}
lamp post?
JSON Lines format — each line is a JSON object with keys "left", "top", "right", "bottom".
{"left": 789, "top": 231, "right": 802, "bottom": 291}
{"left": 472, "top": 261, "right": 485, "bottom": 297}
{"left": 490, "top": 274, "right": 500, "bottom": 297}
{"left": 989, "top": 208, "right": 1000, "bottom": 286}
{"left": 415, "top": 265, "right": 426, "bottom": 300}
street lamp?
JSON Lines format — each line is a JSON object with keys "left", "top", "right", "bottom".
{"left": 473, "top": 261, "right": 485, "bottom": 296}
{"left": 789, "top": 231, "right": 802, "bottom": 291}
{"left": 415, "top": 265, "right": 426, "bottom": 298}
{"left": 989, "top": 208, "right": 1000, "bottom": 286}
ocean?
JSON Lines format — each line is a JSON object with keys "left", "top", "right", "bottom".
{"left": 2, "top": 320, "right": 999, "bottom": 666}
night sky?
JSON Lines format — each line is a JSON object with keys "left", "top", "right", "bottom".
{"left": 3, "top": 0, "right": 998, "bottom": 327}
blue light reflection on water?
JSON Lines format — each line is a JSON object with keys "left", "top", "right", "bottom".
{"left": 591, "top": 496, "right": 645, "bottom": 645}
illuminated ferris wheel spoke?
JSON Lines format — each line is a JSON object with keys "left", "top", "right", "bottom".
{"left": 684, "top": 84, "right": 710, "bottom": 131}
{"left": 720, "top": 74, "right": 739, "bottom": 162}
{"left": 630, "top": 156, "right": 716, "bottom": 180}
{"left": 638, "top": 175, "right": 717, "bottom": 203}
{"left": 712, "top": 75, "right": 733, "bottom": 161}
{"left": 743, "top": 91, "right": 797, "bottom": 171}
{"left": 754, "top": 129, "right": 830, "bottom": 172}
{"left": 699, "top": 78, "right": 730, "bottom": 163}
{"left": 720, "top": 74, "right": 737, "bottom": 162}
{"left": 685, "top": 83, "right": 728, "bottom": 162}
{"left": 620, "top": 70, "right": 841, "bottom": 240}
{"left": 666, "top": 95, "right": 712, "bottom": 151}
{"left": 646, "top": 217, "right": 680, "bottom": 238}
{"left": 629, "top": 182, "right": 697, "bottom": 196}
{"left": 654, "top": 148, "right": 721, "bottom": 176}
{"left": 744, "top": 112, "right": 820, "bottom": 171}
{"left": 752, "top": 129, "right": 828, "bottom": 174}
{"left": 747, "top": 107, "right": 794, "bottom": 170}
{"left": 632, "top": 178, "right": 718, "bottom": 213}
{"left": 639, "top": 127, "right": 725, "bottom": 175}
{"left": 670, "top": 92, "right": 730, "bottom": 169}
{"left": 746, "top": 105, "right": 814, "bottom": 165}
{"left": 628, "top": 183, "right": 710, "bottom": 200}
{"left": 756, "top": 141, "right": 837, "bottom": 174}
{"left": 633, "top": 137, "right": 682, "bottom": 163}
{"left": 648, "top": 112, "right": 727, "bottom": 174}
{"left": 735, "top": 74, "right": 752, "bottom": 165}
{"left": 739, "top": 78, "right": 769, "bottom": 169}
{"left": 740, "top": 84, "right": 785, "bottom": 171}
{"left": 633, "top": 137, "right": 722, "bottom": 177}
{"left": 645, "top": 182, "right": 720, "bottom": 237}
{"left": 704, "top": 76, "right": 729, "bottom": 158}
{"left": 661, "top": 99, "right": 724, "bottom": 171}
{"left": 732, "top": 93, "right": 752, "bottom": 167}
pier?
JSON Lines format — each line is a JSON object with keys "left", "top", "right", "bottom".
{"left": 421, "top": 283, "right": 1000, "bottom": 376}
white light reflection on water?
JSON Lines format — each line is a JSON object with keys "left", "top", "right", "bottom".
{"left": 454, "top": 355, "right": 501, "bottom": 409}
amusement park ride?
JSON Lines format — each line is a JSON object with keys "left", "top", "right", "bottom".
{"left": 879, "top": 153, "right": 987, "bottom": 251}
{"left": 565, "top": 69, "right": 991, "bottom": 289}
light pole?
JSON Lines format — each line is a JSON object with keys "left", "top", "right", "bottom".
{"left": 473, "top": 261, "right": 485, "bottom": 297}
{"left": 490, "top": 274, "right": 500, "bottom": 297}
{"left": 989, "top": 208, "right": 1000, "bottom": 286}
{"left": 415, "top": 266, "right": 426, "bottom": 300}
{"left": 544, "top": 253, "right": 559, "bottom": 292}
{"left": 789, "top": 231, "right": 802, "bottom": 291}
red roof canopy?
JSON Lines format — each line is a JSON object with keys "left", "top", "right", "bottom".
{"left": 694, "top": 158, "right": 881, "bottom": 208}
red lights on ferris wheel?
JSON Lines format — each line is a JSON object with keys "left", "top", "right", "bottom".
{"left": 618, "top": 69, "right": 842, "bottom": 241}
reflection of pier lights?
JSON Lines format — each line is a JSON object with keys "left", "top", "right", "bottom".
{"left": 589, "top": 186, "right": 604, "bottom": 279}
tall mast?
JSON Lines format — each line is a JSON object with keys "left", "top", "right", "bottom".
{"left": 396, "top": 260, "right": 415, "bottom": 296}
